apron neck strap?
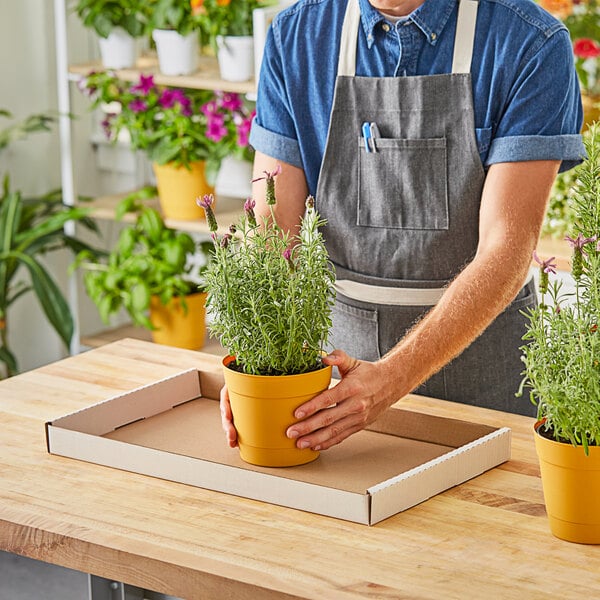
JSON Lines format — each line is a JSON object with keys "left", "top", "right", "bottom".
{"left": 451, "top": 0, "right": 479, "bottom": 73}
{"left": 337, "top": 0, "right": 479, "bottom": 77}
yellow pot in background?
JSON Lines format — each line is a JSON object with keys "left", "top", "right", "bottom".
{"left": 152, "top": 161, "right": 214, "bottom": 221}
{"left": 149, "top": 292, "right": 207, "bottom": 350}
{"left": 534, "top": 420, "right": 600, "bottom": 543}
{"left": 582, "top": 93, "right": 600, "bottom": 133}
{"left": 223, "top": 356, "right": 332, "bottom": 467}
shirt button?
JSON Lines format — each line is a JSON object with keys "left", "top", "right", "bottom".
{"left": 382, "top": 23, "right": 391, "bottom": 32}
{"left": 430, "top": 32, "right": 437, "bottom": 41}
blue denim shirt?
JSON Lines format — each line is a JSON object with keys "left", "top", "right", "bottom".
{"left": 250, "top": 0, "right": 584, "bottom": 196}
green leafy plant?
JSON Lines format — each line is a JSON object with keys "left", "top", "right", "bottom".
{"left": 73, "top": 0, "right": 150, "bottom": 38}
{"left": 0, "top": 111, "right": 100, "bottom": 378}
{"left": 73, "top": 192, "right": 211, "bottom": 330}
{"left": 148, "top": 0, "right": 202, "bottom": 35}
{"left": 80, "top": 71, "right": 255, "bottom": 182}
{"left": 191, "top": 0, "right": 265, "bottom": 52}
{"left": 519, "top": 122, "right": 600, "bottom": 452}
{"left": 542, "top": 129, "right": 596, "bottom": 239}
{"left": 200, "top": 166, "right": 336, "bottom": 375}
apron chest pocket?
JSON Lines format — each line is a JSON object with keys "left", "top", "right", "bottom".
{"left": 357, "top": 137, "right": 449, "bottom": 230}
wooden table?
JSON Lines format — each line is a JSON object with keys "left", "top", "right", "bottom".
{"left": 1, "top": 339, "right": 599, "bottom": 599}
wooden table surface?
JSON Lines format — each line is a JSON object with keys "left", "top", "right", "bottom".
{"left": 1, "top": 338, "right": 599, "bottom": 599}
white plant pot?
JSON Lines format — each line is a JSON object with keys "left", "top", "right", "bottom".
{"left": 152, "top": 29, "right": 198, "bottom": 76}
{"left": 98, "top": 28, "right": 137, "bottom": 69}
{"left": 216, "top": 35, "right": 254, "bottom": 82}
{"left": 215, "top": 155, "right": 253, "bottom": 198}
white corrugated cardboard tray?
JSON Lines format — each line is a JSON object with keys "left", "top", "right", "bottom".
{"left": 45, "top": 367, "right": 511, "bottom": 525}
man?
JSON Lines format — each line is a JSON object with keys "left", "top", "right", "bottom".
{"left": 221, "top": 0, "right": 584, "bottom": 452}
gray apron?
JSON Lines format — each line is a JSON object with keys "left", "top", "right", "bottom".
{"left": 315, "top": 0, "right": 537, "bottom": 415}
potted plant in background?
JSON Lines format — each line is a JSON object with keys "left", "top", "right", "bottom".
{"left": 147, "top": 0, "right": 202, "bottom": 75}
{"left": 73, "top": 194, "right": 212, "bottom": 350}
{"left": 73, "top": 0, "right": 149, "bottom": 69}
{"left": 80, "top": 70, "right": 255, "bottom": 219}
{"left": 199, "top": 166, "right": 336, "bottom": 467}
{"left": 193, "top": 0, "right": 264, "bottom": 82}
{"left": 0, "top": 110, "right": 100, "bottom": 379}
{"left": 519, "top": 122, "right": 600, "bottom": 544}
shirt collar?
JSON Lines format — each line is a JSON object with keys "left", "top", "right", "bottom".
{"left": 357, "top": 0, "right": 457, "bottom": 49}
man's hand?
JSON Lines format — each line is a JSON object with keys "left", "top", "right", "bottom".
{"left": 220, "top": 385, "right": 238, "bottom": 448}
{"left": 219, "top": 350, "right": 400, "bottom": 452}
{"left": 285, "top": 350, "right": 398, "bottom": 451}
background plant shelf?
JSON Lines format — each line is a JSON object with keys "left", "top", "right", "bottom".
{"left": 82, "top": 191, "right": 244, "bottom": 235}
{"left": 68, "top": 55, "right": 256, "bottom": 95}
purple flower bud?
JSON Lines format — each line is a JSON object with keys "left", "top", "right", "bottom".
{"left": 197, "top": 194, "right": 218, "bottom": 232}
{"left": 220, "top": 233, "right": 232, "bottom": 248}
{"left": 244, "top": 197, "right": 257, "bottom": 228}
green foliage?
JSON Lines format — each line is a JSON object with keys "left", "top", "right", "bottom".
{"left": 80, "top": 71, "right": 254, "bottom": 182}
{"left": 73, "top": 0, "right": 150, "bottom": 38}
{"left": 0, "top": 110, "right": 100, "bottom": 379}
{"left": 148, "top": 0, "right": 202, "bottom": 35}
{"left": 194, "top": 0, "right": 265, "bottom": 53}
{"left": 520, "top": 123, "right": 600, "bottom": 451}
{"left": 73, "top": 193, "right": 211, "bottom": 330}
{"left": 203, "top": 173, "right": 336, "bottom": 376}
{"left": 0, "top": 110, "right": 56, "bottom": 151}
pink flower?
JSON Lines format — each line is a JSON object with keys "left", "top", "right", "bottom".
{"left": 197, "top": 194, "right": 214, "bottom": 209}
{"left": 252, "top": 164, "right": 282, "bottom": 183}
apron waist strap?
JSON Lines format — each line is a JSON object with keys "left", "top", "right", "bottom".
{"left": 335, "top": 279, "right": 446, "bottom": 306}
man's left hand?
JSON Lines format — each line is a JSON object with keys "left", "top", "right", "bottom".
{"left": 285, "top": 350, "right": 397, "bottom": 451}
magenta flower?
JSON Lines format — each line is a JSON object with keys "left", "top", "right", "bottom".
{"left": 131, "top": 74, "right": 155, "bottom": 94}
{"left": 201, "top": 100, "right": 219, "bottom": 116}
{"left": 220, "top": 92, "right": 243, "bottom": 112}
{"left": 206, "top": 114, "right": 228, "bottom": 142}
{"left": 532, "top": 250, "right": 557, "bottom": 274}
{"left": 128, "top": 99, "right": 147, "bottom": 113}
{"left": 283, "top": 248, "right": 292, "bottom": 261}
{"left": 244, "top": 198, "right": 255, "bottom": 212}
{"left": 159, "top": 89, "right": 177, "bottom": 109}
{"left": 236, "top": 117, "right": 252, "bottom": 148}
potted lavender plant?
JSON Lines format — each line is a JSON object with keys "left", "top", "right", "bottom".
{"left": 199, "top": 165, "right": 336, "bottom": 467}
{"left": 519, "top": 122, "right": 600, "bottom": 543}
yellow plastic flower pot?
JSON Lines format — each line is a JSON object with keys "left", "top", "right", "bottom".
{"left": 222, "top": 356, "right": 333, "bottom": 467}
{"left": 534, "top": 420, "right": 600, "bottom": 543}
{"left": 152, "top": 161, "right": 215, "bottom": 221}
{"left": 582, "top": 93, "right": 600, "bottom": 133}
{"left": 149, "top": 292, "right": 207, "bottom": 350}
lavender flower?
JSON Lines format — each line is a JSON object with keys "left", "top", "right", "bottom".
{"left": 253, "top": 165, "right": 282, "bottom": 206}
{"left": 533, "top": 250, "right": 557, "bottom": 296}
{"left": 197, "top": 194, "right": 218, "bottom": 232}
{"left": 244, "top": 198, "right": 257, "bottom": 228}
{"left": 565, "top": 233, "right": 597, "bottom": 280}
